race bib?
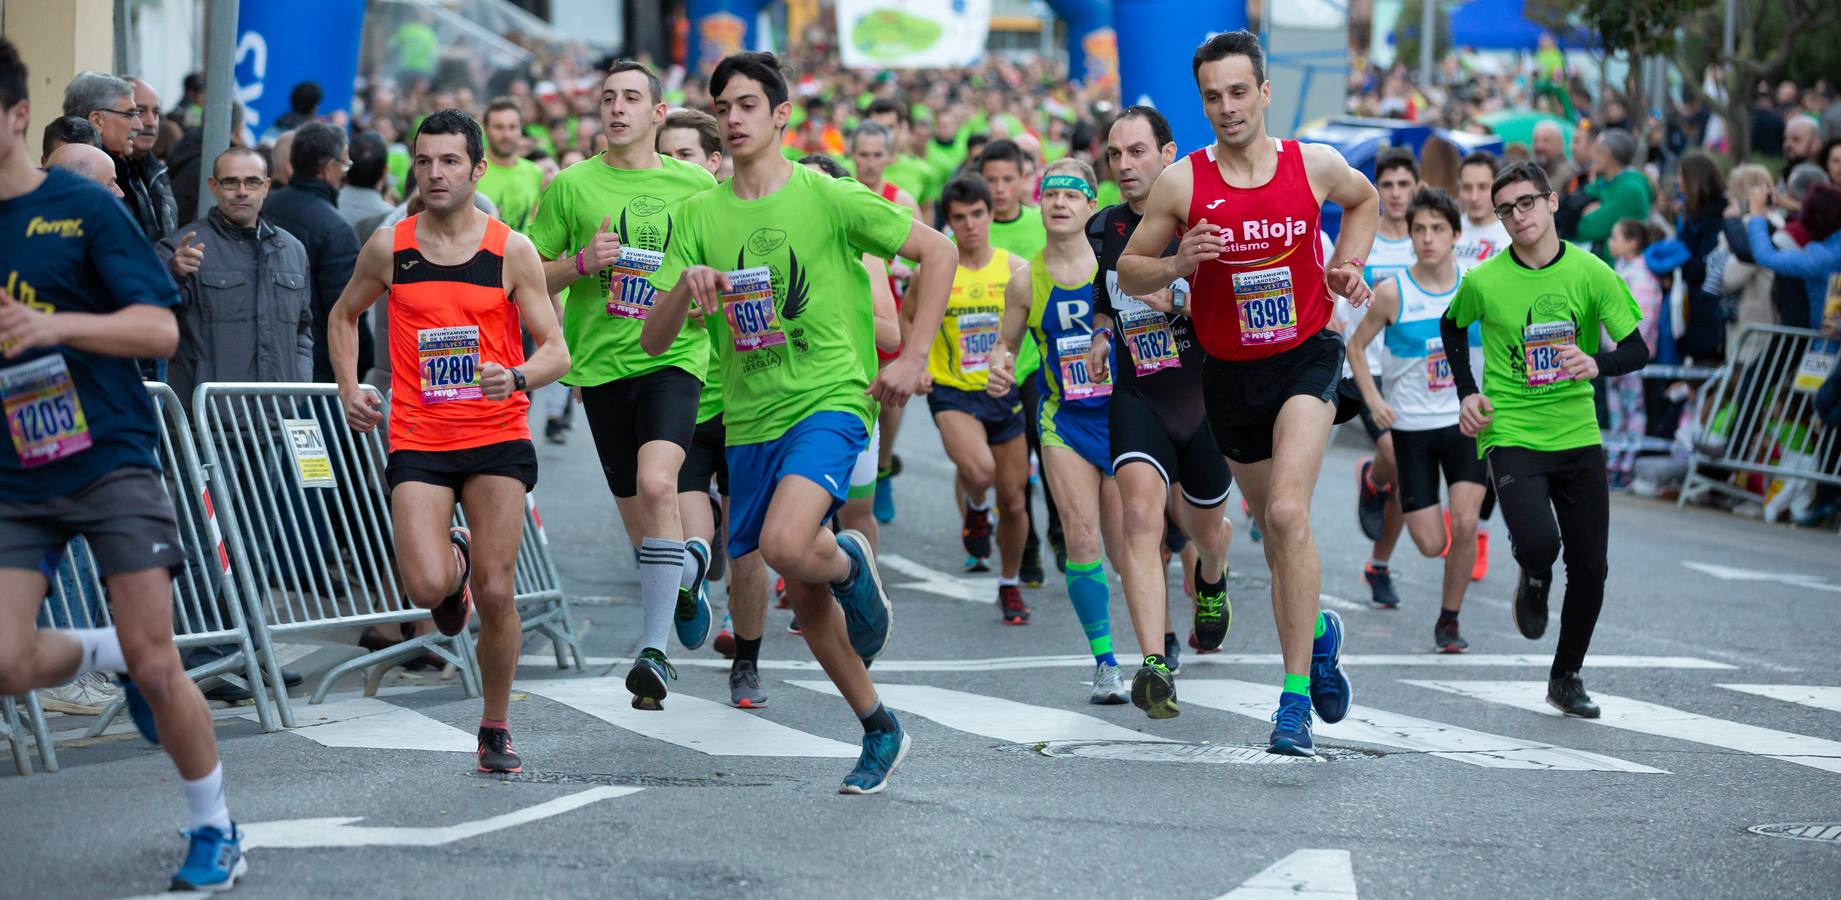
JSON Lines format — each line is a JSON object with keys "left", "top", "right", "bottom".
{"left": 957, "top": 312, "right": 1000, "bottom": 373}
{"left": 1230, "top": 266, "right": 1299, "bottom": 347}
{"left": 418, "top": 325, "right": 483, "bottom": 403}
{"left": 2, "top": 354, "right": 91, "bottom": 468}
{"left": 722, "top": 266, "right": 784, "bottom": 352}
{"left": 1424, "top": 338, "right": 1453, "bottom": 391}
{"left": 1121, "top": 308, "right": 1180, "bottom": 376}
{"left": 605, "top": 248, "right": 665, "bottom": 320}
{"left": 1522, "top": 321, "right": 1575, "bottom": 387}
{"left": 1056, "top": 333, "right": 1112, "bottom": 400}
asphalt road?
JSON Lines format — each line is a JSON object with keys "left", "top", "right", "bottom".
{"left": 7, "top": 401, "right": 1841, "bottom": 899}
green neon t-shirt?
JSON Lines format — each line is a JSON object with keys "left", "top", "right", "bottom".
{"left": 476, "top": 157, "right": 544, "bottom": 233}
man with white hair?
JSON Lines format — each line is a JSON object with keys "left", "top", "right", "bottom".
{"left": 120, "top": 76, "right": 177, "bottom": 240}
{"left": 1785, "top": 116, "right": 1821, "bottom": 171}
{"left": 1531, "top": 120, "right": 1576, "bottom": 198}
{"left": 46, "top": 141, "right": 122, "bottom": 198}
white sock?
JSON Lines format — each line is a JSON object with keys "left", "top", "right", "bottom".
{"left": 1477, "top": 519, "right": 1491, "bottom": 535}
{"left": 638, "top": 538, "right": 685, "bottom": 652}
{"left": 183, "top": 763, "right": 233, "bottom": 832}
{"left": 69, "top": 627, "right": 128, "bottom": 676}
{"left": 1366, "top": 557, "right": 1389, "bottom": 570}
{"left": 967, "top": 492, "right": 991, "bottom": 511}
{"left": 998, "top": 576, "right": 1019, "bottom": 587}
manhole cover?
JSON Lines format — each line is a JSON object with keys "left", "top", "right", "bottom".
{"left": 1749, "top": 823, "right": 1841, "bottom": 843}
{"left": 471, "top": 771, "right": 787, "bottom": 788}
{"left": 1029, "top": 740, "right": 1380, "bottom": 764}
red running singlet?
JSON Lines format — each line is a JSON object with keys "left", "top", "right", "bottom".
{"left": 876, "top": 179, "right": 905, "bottom": 364}
{"left": 1184, "top": 139, "right": 1331, "bottom": 362}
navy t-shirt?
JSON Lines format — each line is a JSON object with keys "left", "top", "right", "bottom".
{"left": 0, "top": 169, "right": 179, "bottom": 501}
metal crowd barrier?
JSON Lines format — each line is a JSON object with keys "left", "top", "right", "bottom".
{"left": 1681, "top": 325, "right": 1840, "bottom": 511}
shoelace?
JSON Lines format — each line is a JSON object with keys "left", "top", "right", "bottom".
{"left": 179, "top": 827, "right": 228, "bottom": 871}
{"left": 1195, "top": 590, "right": 1225, "bottom": 622}
{"left": 480, "top": 728, "right": 514, "bottom": 756}
{"left": 857, "top": 731, "right": 901, "bottom": 771}
{"left": 731, "top": 663, "right": 760, "bottom": 689}
{"left": 640, "top": 650, "right": 678, "bottom": 680}
{"left": 1270, "top": 701, "right": 1311, "bottom": 733}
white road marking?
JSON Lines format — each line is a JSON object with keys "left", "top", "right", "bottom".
{"left": 1409, "top": 680, "right": 1841, "bottom": 775}
{"left": 1318, "top": 593, "right": 1366, "bottom": 612}
{"left": 520, "top": 678, "right": 856, "bottom": 758}
{"left": 1680, "top": 562, "right": 1841, "bottom": 595}
{"left": 242, "top": 786, "right": 640, "bottom": 849}
{"left": 791, "top": 681, "right": 1174, "bottom": 744}
{"left": 878, "top": 552, "right": 999, "bottom": 603}
{"left": 235, "top": 697, "right": 472, "bottom": 753}
{"left": 1717, "top": 684, "right": 1841, "bottom": 715}
{"left": 1215, "top": 849, "right": 1359, "bottom": 899}
{"left": 1180, "top": 679, "right": 1664, "bottom": 773}
{"left": 522, "top": 653, "right": 1737, "bottom": 672}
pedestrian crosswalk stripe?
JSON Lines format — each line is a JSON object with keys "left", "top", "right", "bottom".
{"left": 522, "top": 654, "right": 1738, "bottom": 673}
{"left": 238, "top": 697, "right": 473, "bottom": 753}
{"left": 520, "top": 678, "right": 858, "bottom": 758}
{"left": 1215, "top": 848, "right": 1358, "bottom": 899}
{"left": 1407, "top": 681, "right": 1841, "bottom": 775}
{"left": 1717, "top": 684, "right": 1841, "bottom": 715}
{"left": 789, "top": 681, "right": 1175, "bottom": 745}
{"left": 1180, "top": 680, "right": 1665, "bottom": 773}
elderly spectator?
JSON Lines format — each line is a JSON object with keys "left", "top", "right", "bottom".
{"left": 1573, "top": 129, "right": 1654, "bottom": 264}
{"left": 122, "top": 76, "right": 177, "bottom": 238}
{"left": 1747, "top": 182, "right": 1841, "bottom": 330}
{"left": 337, "top": 131, "right": 393, "bottom": 229}
{"left": 262, "top": 121, "right": 366, "bottom": 382}
{"left": 46, "top": 141, "right": 121, "bottom": 197}
{"left": 40, "top": 115, "right": 98, "bottom": 166}
{"left": 269, "top": 128, "right": 296, "bottom": 188}
{"left": 1532, "top": 120, "right": 1577, "bottom": 197}
{"left": 63, "top": 71, "right": 136, "bottom": 159}
{"left": 1785, "top": 117, "right": 1821, "bottom": 172}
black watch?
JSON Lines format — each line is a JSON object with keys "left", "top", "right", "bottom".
{"left": 511, "top": 367, "right": 527, "bottom": 392}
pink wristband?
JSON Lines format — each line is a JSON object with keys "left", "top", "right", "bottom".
{"left": 575, "top": 248, "right": 588, "bottom": 276}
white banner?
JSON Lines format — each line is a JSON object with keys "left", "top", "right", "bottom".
{"left": 835, "top": 0, "right": 991, "bottom": 69}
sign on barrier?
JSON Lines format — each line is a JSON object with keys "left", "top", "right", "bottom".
{"left": 1682, "top": 325, "right": 1840, "bottom": 519}
{"left": 283, "top": 418, "right": 337, "bottom": 488}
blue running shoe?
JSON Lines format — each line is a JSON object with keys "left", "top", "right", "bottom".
{"left": 170, "top": 823, "right": 247, "bottom": 892}
{"left": 831, "top": 530, "right": 893, "bottom": 662}
{"left": 116, "top": 676, "right": 159, "bottom": 745}
{"left": 1267, "top": 694, "right": 1316, "bottom": 757}
{"left": 1310, "top": 609, "right": 1353, "bottom": 724}
{"left": 839, "top": 716, "right": 911, "bottom": 795}
{"left": 873, "top": 473, "right": 896, "bottom": 523}
{"left": 675, "top": 539, "right": 713, "bottom": 650}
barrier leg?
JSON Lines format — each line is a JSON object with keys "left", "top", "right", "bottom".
{"left": 4, "top": 697, "right": 33, "bottom": 775}
{"left": 233, "top": 629, "right": 279, "bottom": 733}
{"left": 309, "top": 636, "right": 458, "bottom": 704}
{"left": 24, "top": 692, "right": 57, "bottom": 773}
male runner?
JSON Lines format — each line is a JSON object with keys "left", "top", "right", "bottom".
{"left": 1444, "top": 161, "right": 1648, "bottom": 717}
{"left": 925, "top": 175, "right": 1031, "bottom": 622}
{"left": 847, "top": 120, "right": 923, "bottom": 526}
{"left": 529, "top": 61, "right": 717, "bottom": 709}
{"left": 1452, "top": 150, "right": 1510, "bottom": 581}
{"left": 0, "top": 38, "right": 245, "bottom": 891}
{"left": 1083, "top": 106, "right": 1234, "bottom": 719}
{"left": 1349, "top": 148, "right": 1418, "bottom": 609}
{"left": 863, "top": 99, "right": 933, "bottom": 221}
{"left": 1346, "top": 187, "right": 1485, "bottom": 653}
{"left": 988, "top": 158, "right": 1130, "bottom": 706}
{"left": 331, "top": 109, "right": 569, "bottom": 773}
{"left": 641, "top": 51, "right": 958, "bottom": 793}
{"left": 1118, "top": 30, "right": 1371, "bottom": 755}
{"left": 478, "top": 97, "right": 544, "bottom": 232}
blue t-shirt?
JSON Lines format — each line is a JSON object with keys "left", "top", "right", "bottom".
{"left": 0, "top": 169, "right": 179, "bottom": 501}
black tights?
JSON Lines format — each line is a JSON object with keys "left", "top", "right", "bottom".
{"left": 1485, "top": 445, "right": 1610, "bottom": 679}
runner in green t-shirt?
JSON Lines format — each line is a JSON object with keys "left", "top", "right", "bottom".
{"left": 527, "top": 61, "right": 718, "bottom": 712}
{"left": 1442, "top": 161, "right": 1648, "bottom": 720}
{"left": 477, "top": 99, "right": 544, "bottom": 233}
{"left": 641, "top": 52, "right": 958, "bottom": 796}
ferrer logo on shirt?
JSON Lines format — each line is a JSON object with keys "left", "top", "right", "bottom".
{"left": 25, "top": 217, "right": 84, "bottom": 239}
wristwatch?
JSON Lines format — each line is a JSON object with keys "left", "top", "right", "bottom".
{"left": 511, "top": 367, "right": 527, "bottom": 392}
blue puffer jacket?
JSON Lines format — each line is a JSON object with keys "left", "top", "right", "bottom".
{"left": 1748, "top": 216, "right": 1841, "bottom": 328}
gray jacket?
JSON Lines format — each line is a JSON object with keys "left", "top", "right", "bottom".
{"left": 157, "top": 208, "right": 313, "bottom": 410}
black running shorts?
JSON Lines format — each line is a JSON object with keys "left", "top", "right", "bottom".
{"left": 926, "top": 384, "right": 1025, "bottom": 445}
{"left": 1109, "top": 387, "right": 1231, "bottom": 508}
{"left": 385, "top": 439, "right": 538, "bottom": 493}
{"left": 1391, "top": 424, "right": 1487, "bottom": 513}
{"left": 679, "top": 414, "right": 729, "bottom": 496}
{"left": 1202, "top": 330, "right": 1362, "bottom": 464}
{"left": 578, "top": 366, "right": 702, "bottom": 498}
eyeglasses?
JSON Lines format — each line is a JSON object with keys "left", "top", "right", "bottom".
{"left": 129, "top": 105, "right": 162, "bottom": 119}
{"left": 215, "top": 177, "right": 268, "bottom": 191}
{"left": 1493, "top": 192, "right": 1550, "bottom": 221}
{"left": 94, "top": 107, "right": 136, "bottom": 120}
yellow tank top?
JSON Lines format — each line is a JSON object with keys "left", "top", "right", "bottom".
{"left": 928, "top": 249, "right": 1014, "bottom": 392}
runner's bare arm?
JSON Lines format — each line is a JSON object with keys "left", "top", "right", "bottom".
{"left": 329, "top": 229, "right": 395, "bottom": 430}
{"left": 863, "top": 255, "right": 902, "bottom": 354}
{"left": 1118, "top": 159, "right": 1204, "bottom": 296}
{"left": 0, "top": 290, "right": 177, "bottom": 361}
{"left": 1304, "top": 143, "right": 1380, "bottom": 306}
{"left": 487, "top": 232, "right": 571, "bottom": 400}
{"left": 985, "top": 264, "right": 1033, "bottom": 397}
{"left": 1347, "top": 277, "right": 1398, "bottom": 420}
{"left": 870, "top": 221, "right": 956, "bottom": 406}
{"left": 640, "top": 267, "right": 728, "bottom": 357}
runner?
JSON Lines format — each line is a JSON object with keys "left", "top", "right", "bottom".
{"left": 0, "top": 37, "right": 246, "bottom": 890}
{"left": 477, "top": 97, "right": 544, "bottom": 232}
{"left": 926, "top": 175, "right": 1031, "bottom": 623}
{"left": 987, "top": 157, "right": 1130, "bottom": 706}
{"left": 640, "top": 51, "right": 958, "bottom": 793}
{"left": 1083, "top": 106, "right": 1235, "bottom": 719}
{"left": 330, "top": 109, "right": 567, "bottom": 774}
{"left": 1349, "top": 148, "right": 1419, "bottom": 610}
{"left": 1453, "top": 150, "right": 1511, "bottom": 582}
{"left": 528, "top": 61, "right": 718, "bottom": 710}
{"left": 1117, "top": 30, "right": 1372, "bottom": 755}
{"left": 1443, "top": 161, "right": 1649, "bottom": 717}
{"left": 1346, "top": 186, "right": 1485, "bottom": 653}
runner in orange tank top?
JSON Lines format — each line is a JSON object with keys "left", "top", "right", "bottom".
{"left": 328, "top": 109, "right": 569, "bottom": 776}
{"left": 1116, "top": 31, "right": 1380, "bottom": 759}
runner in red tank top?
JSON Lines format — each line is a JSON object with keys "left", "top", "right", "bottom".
{"left": 1115, "top": 31, "right": 1381, "bottom": 758}
{"left": 328, "top": 110, "right": 569, "bottom": 775}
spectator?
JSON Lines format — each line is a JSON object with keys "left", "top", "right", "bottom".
{"left": 1750, "top": 80, "right": 1785, "bottom": 158}
{"left": 1785, "top": 117, "right": 1821, "bottom": 172}
{"left": 1821, "top": 138, "right": 1841, "bottom": 188}
{"left": 268, "top": 80, "right": 321, "bottom": 139}
{"left": 1674, "top": 152, "right": 1730, "bottom": 361}
{"left": 1747, "top": 182, "right": 1841, "bottom": 329}
{"left": 168, "top": 100, "right": 246, "bottom": 226}
{"left": 1605, "top": 218, "right": 1664, "bottom": 487}
{"left": 337, "top": 131, "right": 393, "bottom": 230}
{"left": 45, "top": 141, "right": 122, "bottom": 198}
{"left": 269, "top": 128, "right": 296, "bottom": 187}
{"left": 262, "top": 121, "right": 367, "bottom": 382}
{"left": 40, "top": 115, "right": 98, "bottom": 166}
{"left": 176, "top": 71, "right": 206, "bottom": 129}
{"left": 121, "top": 77, "right": 177, "bottom": 239}
{"left": 1531, "top": 120, "right": 1576, "bottom": 197}
{"left": 1573, "top": 129, "right": 1654, "bottom": 264}
{"left": 1718, "top": 164, "right": 1784, "bottom": 351}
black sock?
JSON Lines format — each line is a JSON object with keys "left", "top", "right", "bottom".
{"left": 735, "top": 636, "right": 762, "bottom": 665}
{"left": 859, "top": 702, "right": 897, "bottom": 734}
{"left": 1194, "top": 562, "right": 1225, "bottom": 593}
{"left": 831, "top": 554, "right": 861, "bottom": 589}
{"left": 1163, "top": 631, "right": 1176, "bottom": 646}
{"left": 1438, "top": 608, "right": 1459, "bottom": 622}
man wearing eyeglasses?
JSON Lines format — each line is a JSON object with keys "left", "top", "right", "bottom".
{"left": 122, "top": 77, "right": 178, "bottom": 241}
{"left": 262, "top": 121, "right": 369, "bottom": 383}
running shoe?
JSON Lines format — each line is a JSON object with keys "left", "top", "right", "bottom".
{"left": 1242, "top": 497, "right": 1262, "bottom": 543}
{"left": 831, "top": 530, "right": 893, "bottom": 662}
{"left": 1186, "top": 630, "right": 1223, "bottom": 657}
{"left": 773, "top": 574, "right": 790, "bottom": 609}
{"left": 998, "top": 583, "right": 1030, "bottom": 625}
{"left": 713, "top": 612, "right": 736, "bottom": 659}
{"left": 38, "top": 672, "right": 120, "bottom": 715}
{"left": 1513, "top": 569, "right": 1550, "bottom": 640}
{"left": 1019, "top": 550, "right": 1045, "bottom": 588}
{"left": 1267, "top": 695, "right": 1316, "bottom": 757}
{"left": 961, "top": 504, "right": 992, "bottom": 559}
{"left": 1471, "top": 531, "right": 1490, "bottom": 581}
{"left": 543, "top": 418, "right": 567, "bottom": 445}
{"left": 477, "top": 725, "right": 523, "bottom": 773}
{"left": 1364, "top": 564, "right": 1401, "bottom": 609}
{"left": 1434, "top": 616, "right": 1469, "bottom": 654}
{"left": 1163, "top": 632, "right": 1182, "bottom": 676}
{"left": 432, "top": 527, "right": 474, "bottom": 636}
{"left": 625, "top": 648, "right": 676, "bottom": 710}
{"left": 1089, "top": 661, "right": 1130, "bottom": 705}
{"left": 963, "top": 554, "right": 991, "bottom": 574}
{"left": 1547, "top": 673, "right": 1601, "bottom": 718}
{"left": 1192, "top": 562, "right": 1232, "bottom": 651}
{"left": 873, "top": 472, "right": 896, "bottom": 524}
{"left": 1131, "top": 656, "right": 1179, "bottom": 719}
{"left": 117, "top": 675, "right": 159, "bottom": 744}
{"left": 1309, "top": 609, "right": 1353, "bottom": 724}
{"left": 786, "top": 618, "right": 803, "bottom": 635}
{"left": 1356, "top": 457, "right": 1389, "bottom": 541}
{"left": 729, "top": 658, "right": 768, "bottom": 709}
{"left": 170, "top": 823, "right": 247, "bottom": 892}
{"left": 840, "top": 715, "right": 910, "bottom": 795}
{"left": 1440, "top": 509, "right": 1453, "bottom": 557}
{"left": 675, "top": 539, "right": 713, "bottom": 650}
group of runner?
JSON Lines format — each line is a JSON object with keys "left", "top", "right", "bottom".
{"left": 0, "top": 28, "right": 1649, "bottom": 892}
